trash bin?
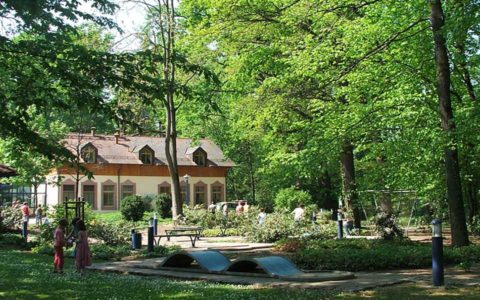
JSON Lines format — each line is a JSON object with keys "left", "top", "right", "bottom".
{"left": 131, "top": 229, "right": 142, "bottom": 250}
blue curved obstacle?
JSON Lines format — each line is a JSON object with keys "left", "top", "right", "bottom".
{"left": 226, "top": 256, "right": 301, "bottom": 278}
{"left": 160, "top": 250, "right": 230, "bottom": 273}
{"left": 156, "top": 250, "right": 354, "bottom": 282}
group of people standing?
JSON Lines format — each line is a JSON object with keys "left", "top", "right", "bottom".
{"left": 53, "top": 217, "right": 91, "bottom": 275}
{"left": 12, "top": 200, "right": 44, "bottom": 225}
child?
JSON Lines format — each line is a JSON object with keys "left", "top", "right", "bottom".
{"left": 35, "top": 204, "right": 43, "bottom": 225}
{"left": 75, "top": 219, "right": 92, "bottom": 275}
{"left": 258, "top": 208, "right": 267, "bottom": 225}
{"left": 53, "top": 218, "right": 68, "bottom": 274}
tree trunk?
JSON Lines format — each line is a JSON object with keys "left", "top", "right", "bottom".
{"left": 318, "top": 170, "right": 336, "bottom": 210}
{"left": 340, "top": 140, "right": 362, "bottom": 228}
{"left": 162, "top": 0, "right": 182, "bottom": 218}
{"left": 430, "top": 0, "right": 469, "bottom": 246}
{"left": 246, "top": 145, "right": 256, "bottom": 202}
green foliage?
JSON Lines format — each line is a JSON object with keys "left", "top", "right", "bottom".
{"left": 121, "top": 195, "right": 146, "bottom": 223}
{"left": 136, "top": 245, "right": 180, "bottom": 259}
{"left": 88, "top": 220, "right": 130, "bottom": 246}
{"left": 0, "top": 233, "right": 25, "bottom": 246}
{"left": 469, "top": 216, "right": 480, "bottom": 236}
{"left": 152, "top": 194, "right": 172, "bottom": 219}
{"left": 287, "top": 239, "right": 480, "bottom": 271}
{"left": 0, "top": 206, "right": 22, "bottom": 231}
{"left": 31, "top": 243, "right": 55, "bottom": 256}
{"left": 90, "top": 244, "right": 132, "bottom": 260}
{"left": 37, "top": 222, "right": 57, "bottom": 243}
{"left": 274, "top": 187, "right": 313, "bottom": 211}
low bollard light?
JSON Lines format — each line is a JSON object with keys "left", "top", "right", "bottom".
{"left": 431, "top": 219, "right": 444, "bottom": 286}
{"left": 153, "top": 212, "right": 158, "bottom": 235}
{"left": 131, "top": 228, "right": 136, "bottom": 250}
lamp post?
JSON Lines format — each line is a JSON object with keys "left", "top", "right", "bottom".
{"left": 431, "top": 219, "right": 444, "bottom": 286}
{"left": 183, "top": 174, "right": 190, "bottom": 206}
{"left": 148, "top": 218, "right": 154, "bottom": 252}
{"left": 337, "top": 197, "right": 343, "bottom": 239}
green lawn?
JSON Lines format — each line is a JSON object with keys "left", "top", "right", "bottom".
{"left": 0, "top": 249, "right": 331, "bottom": 300}
{"left": 93, "top": 211, "right": 171, "bottom": 226}
{"left": 1, "top": 248, "right": 479, "bottom": 299}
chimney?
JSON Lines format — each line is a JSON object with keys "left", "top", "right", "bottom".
{"left": 114, "top": 129, "right": 120, "bottom": 144}
{"left": 91, "top": 127, "right": 96, "bottom": 137}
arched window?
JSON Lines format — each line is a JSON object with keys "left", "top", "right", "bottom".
{"left": 81, "top": 144, "right": 97, "bottom": 163}
{"left": 211, "top": 181, "right": 224, "bottom": 203}
{"left": 194, "top": 181, "right": 207, "bottom": 207}
{"left": 139, "top": 147, "right": 154, "bottom": 165}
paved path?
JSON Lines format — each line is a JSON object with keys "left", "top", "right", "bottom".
{"left": 89, "top": 258, "right": 480, "bottom": 291}
{"left": 137, "top": 225, "right": 274, "bottom": 252}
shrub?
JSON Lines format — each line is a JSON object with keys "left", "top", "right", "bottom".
{"left": 274, "top": 187, "right": 313, "bottom": 211}
{"left": 469, "top": 216, "right": 480, "bottom": 236}
{"left": 37, "top": 222, "right": 57, "bottom": 243}
{"left": 292, "top": 239, "right": 432, "bottom": 271}
{"left": 242, "top": 210, "right": 304, "bottom": 242}
{"left": 0, "top": 206, "right": 22, "bottom": 231}
{"left": 182, "top": 205, "right": 218, "bottom": 228}
{"left": 31, "top": 243, "right": 54, "bottom": 256}
{"left": 46, "top": 203, "right": 95, "bottom": 225}
{"left": 121, "top": 195, "right": 146, "bottom": 223}
{"left": 89, "top": 220, "right": 130, "bottom": 246}
{"left": 90, "top": 244, "right": 131, "bottom": 260}
{"left": 0, "top": 233, "right": 25, "bottom": 246}
{"left": 152, "top": 194, "right": 172, "bottom": 218}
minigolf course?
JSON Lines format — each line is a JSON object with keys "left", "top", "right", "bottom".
{"left": 88, "top": 250, "right": 355, "bottom": 287}
{"left": 157, "top": 250, "right": 354, "bottom": 282}
{"left": 160, "top": 250, "right": 231, "bottom": 273}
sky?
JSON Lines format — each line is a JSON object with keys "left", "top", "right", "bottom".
{"left": 111, "top": 1, "right": 148, "bottom": 51}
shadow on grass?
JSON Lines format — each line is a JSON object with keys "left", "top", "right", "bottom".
{"left": 0, "top": 249, "right": 331, "bottom": 300}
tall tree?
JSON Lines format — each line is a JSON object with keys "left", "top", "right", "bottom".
{"left": 430, "top": 0, "right": 469, "bottom": 246}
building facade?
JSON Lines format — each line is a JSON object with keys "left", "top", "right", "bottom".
{"left": 40, "top": 132, "right": 235, "bottom": 211}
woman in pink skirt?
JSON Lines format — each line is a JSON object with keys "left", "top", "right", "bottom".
{"left": 74, "top": 219, "right": 92, "bottom": 275}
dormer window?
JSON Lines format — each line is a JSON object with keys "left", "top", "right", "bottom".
{"left": 81, "top": 144, "right": 96, "bottom": 163}
{"left": 139, "top": 147, "right": 154, "bottom": 165}
{"left": 193, "top": 151, "right": 206, "bottom": 166}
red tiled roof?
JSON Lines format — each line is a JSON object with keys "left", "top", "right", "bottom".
{"left": 63, "top": 134, "right": 235, "bottom": 167}
{"left": 0, "top": 164, "right": 17, "bottom": 178}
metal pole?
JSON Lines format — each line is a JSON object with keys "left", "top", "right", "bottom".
{"left": 153, "top": 212, "right": 158, "bottom": 235}
{"left": 431, "top": 219, "right": 444, "bottom": 286}
{"left": 432, "top": 236, "right": 444, "bottom": 286}
{"left": 131, "top": 228, "right": 136, "bottom": 250}
{"left": 337, "top": 219, "right": 343, "bottom": 239}
{"left": 148, "top": 226, "right": 154, "bottom": 252}
{"left": 185, "top": 180, "right": 190, "bottom": 206}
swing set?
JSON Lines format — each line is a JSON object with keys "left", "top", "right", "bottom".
{"left": 358, "top": 190, "right": 418, "bottom": 236}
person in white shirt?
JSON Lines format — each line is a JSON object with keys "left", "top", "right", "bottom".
{"left": 292, "top": 204, "right": 305, "bottom": 222}
{"left": 258, "top": 208, "right": 267, "bottom": 225}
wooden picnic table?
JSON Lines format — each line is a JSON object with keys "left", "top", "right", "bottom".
{"left": 153, "top": 226, "right": 204, "bottom": 247}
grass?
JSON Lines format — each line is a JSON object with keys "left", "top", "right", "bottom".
{"left": 93, "top": 211, "right": 172, "bottom": 227}
{"left": 0, "top": 248, "right": 332, "bottom": 300}
{"left": 1, "top": 247, "right": 480, "bottom": 299}
{"left": 337, "top": 283, "right": 480, "bottom": 299}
